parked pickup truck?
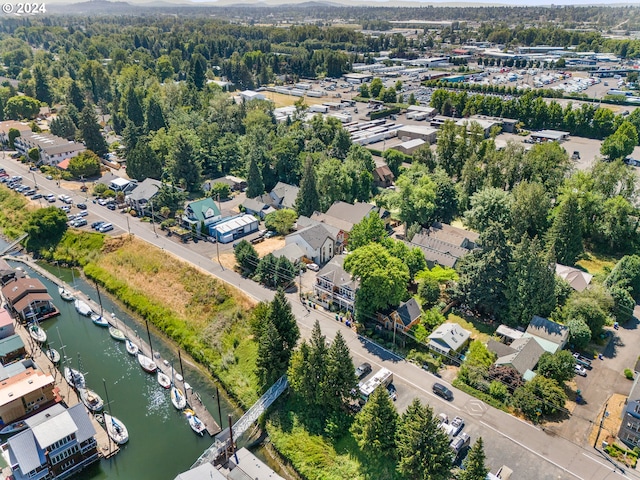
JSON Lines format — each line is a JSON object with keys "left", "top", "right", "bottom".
{"left": 573, "top": 352, "right": 593, "bottom": 370}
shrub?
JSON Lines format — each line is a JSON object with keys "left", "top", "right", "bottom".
{"left": 625, "top": 368, "right": 635, "bottom": 380}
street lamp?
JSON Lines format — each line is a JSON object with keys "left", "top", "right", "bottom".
{"left": 31, "top": 171, "right": 38, "bottom": 189}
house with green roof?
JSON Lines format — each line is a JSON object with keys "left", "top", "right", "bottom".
{"left": 0, "top": 335, "right": 26, "bottom": 365}
{"left": 181, "top": 198, "right": 222, "bottom": 232}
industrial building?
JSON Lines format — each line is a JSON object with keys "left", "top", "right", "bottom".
{"left": 396, "top": 125, "right": 438, "bottom": 144}
{"left": 209, "top": 214, "right": 259, "bottom": 244}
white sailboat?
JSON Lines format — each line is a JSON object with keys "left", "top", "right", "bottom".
{"left": 74, "top": 299, "right": 93, "bottom": 317}
{"left": 64, "top": 366, "right": 85, "bottom": 389}
{"left": 103, "top": 413, "right": 129, "bottom": 445}
{"left": 184, "top": 409, "right": 206, "bottom": 436}
{"left": 58, "top": 286, "right": 74, "bottom": 301}
{"left": 29, "top": 323, "right": 46, "bottom": 343}
{"left": 45, "top": 347, "right": 60, "bottom": 363}
{"left": 171, "top": 385, "right": 187, "bottom": 410}
{"left": 79, "top": 387, "right": 104, "bottom": 412}
{"left": 157, "top": 371, "right": 171, "bottom": 389}
{"left": 137, "top": 353, "right": 157, "bottom": 373}
{"left": 125, "top": 339, "right": 139, "bottom": 356}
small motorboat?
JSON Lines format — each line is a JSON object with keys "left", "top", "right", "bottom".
{"left": 74, "top": 299, "right": 93, "bottom": 317}
{"left": 125, "top": 339, "right": 139, "bottom": 356}
{"left": 79, "top": 388, "right": 104, "bottom": 412}
{"left": 64, "top": 367, "right": 85, "bottom": 389}
{"left": 157, "top": 371, "right": 171, "bottom": 389}
{"left": 109, "top": 327, "right": 126, "bottom": 342}
{"left": 0, "top": 420, "right": 28, "bottom": 436}
{"left": 29, "top": 324, "right": 46, "bottom": 343}
{"left": 103, "top": 413, "right": 129, "bottom": 445}
{"left": 45, "top": 348, "right": 60, "bottom": 364}
{"left": 171, "top": 385, "right": 187, "bottom": 410}
{"left": 184, "top": 382, "right": 192, "bottom": 391}
{"left": 137, "top": 353, "right": 157, "bottom": 374}
{"left": 185, "top": 410, "right": 206, "bottom": 436}
{"left": 91, "top": 313, "right": 109, "bottom": 327}
{"left": 58, "top": 286, "right": 74, "bottom": 301}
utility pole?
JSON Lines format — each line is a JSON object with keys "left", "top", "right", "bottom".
{"left": 126, "top": 215, "right": 131, "bottom": 237}
{"left": 31, "top": 171, "right": 37, "bottom": 189}
{"left": 594, "top": 402, "right": 609, "bottom": 448}
{"left": 150, "top": 201, "right": 158, "bottom": 238}
{"left": 215, "top": 235, "right": 222, "bottom": 270}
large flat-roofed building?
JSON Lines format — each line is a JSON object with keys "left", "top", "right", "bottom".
{"left": 14, "top": 132, "right": 86, "bottom": 166}
{"left": 396, "top": 125, "right": 438, "bottom": 144}
{"left": 0, "top": 121, "right": 32, "bottom": 144}
{"left": 530, "top": 130, "right": 570, "bottom": 143}
{"left": 0, "top": 367, "right": 58, "bottom": 425}
{"left": 343, "top": 72, "right": 373, "bottom": 84}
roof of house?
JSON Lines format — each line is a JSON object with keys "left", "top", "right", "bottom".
{"left": 1, "top": 278, "right": 48, "bottom": 304}
{"left": 373, "top": 165, "right": 395, "bottom": 183}
{"left": 56, "top": 158, "right": 71, "bottom": 170}
{"left": 316, "top": 255, "right": 358, "bottom": 290}
{"left": 0, "top": 307, "right": 13, "bottom": 329}
{"left": 289, "top": 224, "right": 335, "bottom": 250}
{"left": 7, "top": 429, "right": 42, "bottom": 474}
{"left": 428, "top": 323, "right": 471, "bottom": 352}
{"left": 395, "top": 298, "right": 421, "bottom": 327}
{"left": 310, "top": 212, "right": 354, "bottom": 234}
{"left": 66, "top": 403, "right": 97, "bottom": 443}
{"left": 555, "top": 264, "right": 593, "bottom": 292}
{"left": 0, "top": 369, "right": 54, "bottom": 408}
{"left": 14, "top": 292, "right": 54, "bottom": 313}
{"left": 322, "top": 201, "right": 377, "bottom": 231}
{"left": 242, "top": 197, "right": 271, "bottom": 213}
{"left": 270, "top": 182, "right": 300, "bottom": 209}
{"left": 19, "top": 132, "right": 85, "bottom": 156}
{"left": 430, "top": 222, "right": 480, "bottom": 243}
{"left": 411, "top": 234, "right": 470, "bottom": 257}
{"left": 406, "top": 241, "right": 458, "bottom": 268}
{"left": 271, "top": 243, "right": 307, "bottom": 264}
{"left": 174, "top": 464, "right": 226, "bottom": 480}
{"left": 212, "top": 214, "right": 259, "bottom": 234}
{"left": 31, "top": 409, "right": 77, "bottom": 449}
{"left": 487, "top": 339, "right": 518, "bottom": 358}
{"left": 495, "top": 324, "right": 524, "bottom": 341}
{"left": 525, "top": 315, "right": 569, "bottom": 347}
{"left": 0, "top": 121, "right": 31, "bottom": 136}
{"left": 229, "top": 447, "right": 285, "bottom": 480}
{"left": 494, "top": 337, "right": 545, "bottom": 377}
{"left": 127, "top": 178, "right": 162, "bottom": 202}
{"left": 185, "top": 197, "right": 221, "bottom": 222}
{"left": 0, "top": 335, "right": 24, "bottom": 356}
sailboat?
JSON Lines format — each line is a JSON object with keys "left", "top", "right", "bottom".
{"left": 28, "top": 322, "right": 46, "bottom": 343}
{"left": 125, "top": 339, "right": 139, "bottom": 356}
{"left": 103, "top": 413, "right": 129, "bottom": 445}
{"left": 74, "top": 299, "right": 93, "bottom": 317}
{"left": 170, "top": 365, "right": 186, "bottom": 410}
{"left": 137, "top": 353, "right": 157, "bottom": 374}
{"left": 184, "top": 409, "right": 206, "bottom": 436}
{"left": 57, "top": 263, "right": 75, "bottom": 301}
{"left": 79, "top": 387, "right": 104, "bottom": 412}
{"left": 108, "top": 313, "right": 125, "bottom": 341}
{"left": 45, "top": 347, "right": 60, "bottom": 364}
{"left": 91, "top": 313, "right": 109, "bottom": 327}
{"left": 64, "top": 366, "right": 85, "bottom": 389}
{"left": 157, "top": 370, "right": 171, "bottom": 389}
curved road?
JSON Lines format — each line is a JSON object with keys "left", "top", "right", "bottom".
{"left": 0, "top": 156, "right": 635, "bottom": 480}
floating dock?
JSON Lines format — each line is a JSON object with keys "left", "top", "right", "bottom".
{"left": 8, "top": 256, "right": 221, "bottom": 437}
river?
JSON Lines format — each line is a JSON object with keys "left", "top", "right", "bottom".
{"left": 2, "top": 251, "right": 243, "bottom": 479}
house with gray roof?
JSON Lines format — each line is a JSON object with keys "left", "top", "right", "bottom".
{"left": 14, "top": 132, "right": 86, "bottom": 166}
{"left": 285, "top": 223, "right": 335, "bottom": 265}
{"left": 427, "top": 323, "right": 471, "bottom": 356}
{"left": 269, "top": 182, "right": 299, "bottom": 210}
{"left": 241, "top": 196, "right": 276, "bottom": 219}
{"left": 619, "top": 376, "right": 640, "bottom": 448}
{"left": 3, "top": 403, "right": 98, "bottom": 480}
{"left": 523, "top": 315, "right": 569, "bottom": 354}
{"left": 182, "top": 197, "right": 222, "bottom": 230}
{"left": 378, "top": 298, "right": 422, "bottom": 333}
{"left": 409, "top": 222, "right": 478, "bottom": 268}
{"left": 314, "top": 255, "right": 358, "bottom": 313}
{"left": 125, "top": 178, "right": 162, "bottom": 214}
{"left": 490, "top": 337, "right": 545, "bottom": 381}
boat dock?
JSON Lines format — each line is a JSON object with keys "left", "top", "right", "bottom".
{"left": 7, "top": 256, "right": 221, "bottom": 437}
{"left": 12, "top": 319, "right": 119, "bottom": 459}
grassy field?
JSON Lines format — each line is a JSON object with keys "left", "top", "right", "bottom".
{"left": 83, "top": 236, "right": 260, "bottom": 408}
{"left": 447, "top": 312, "right": 493, "bottom": 343}
{"left": 0, "top": 188, "right": 32, "bottom": 238}
{"left": 577, "top": 251, "right": 619, "bottom": 278}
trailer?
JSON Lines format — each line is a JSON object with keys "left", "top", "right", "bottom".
{"left": 359, "top": 368, "right": 393, "bottom": 404}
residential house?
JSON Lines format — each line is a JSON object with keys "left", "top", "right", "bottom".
{"left": 0, "top": 259, "right": 24, "bottom": 286}
{"left": 0, "top": 335, "right": 26, "bottom": 365}
{"left": 313, "top": 255, "right": 358, "bottom": 313}
{"left": 619, "top": 376, "right": 640, "bottom": 448}
{"left": 489, "top": 337, "right": 545, "bottom": 381}
{"left": 174, "top": 463, "right": 226, "bottom": 480}
{"left": 269, "top": 182, "right": 299, "bottom": 210}
{"left": 311, "top": 201, "right": 387, "bottom": 248}
{"left": 14, "top": 132, "right": 86, "bottom": 166}
{"left": 182, "top": 197, "right": 222, "bottom": 231}
{"left": 555, "top": 264, "right": 593, "bottom": 292}
{"left": 241, "top": 196, "right": 276, "bottom": 220}
{"left": 0, "top": 366, "right": 58, "bottom": 425}
{"left": 286, "top": 223, "right": 335, "bottom": 265}
{"left": 1, "top": 278, "right": 57, "bottom": 323}
{"left": 271, "top": 243, "right": 307, "bottom": 265}
{"left": 0, "top": 307, "right": 15, "bottom": 339}
{"left": 125, "top": 178, "right": 162, "bottom": 214}
{"left": 409, "top": 222, "right": 479, "bottom": 268}
{"left": 4, "top": 403, "right": 98, "bottom": 480}
{"left": 427, "top": 323, "right": 471, "bottom": 356}
{"left": 0, "top": 121, "right": 32, "bottom": 145}
{"left": 373, "top": 165, "right": 395, "bottom": 188}
{"left": 378, "top": 298, "right": 422, "bottom": 333}
{"left": 522, "top": 315, "right": 569, "bottom": 354}
{"left": 203, "top": 175, "right": 246, "bottom": 193}
{"left": 109, "top": 177, "right": 136, "bottom": 193}
{"left": 209, "top": 214, "right": 259, "bottom": 244}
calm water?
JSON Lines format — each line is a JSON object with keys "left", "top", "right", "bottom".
{"left": 4, "top": 257, "right": 242, "bottom": 480}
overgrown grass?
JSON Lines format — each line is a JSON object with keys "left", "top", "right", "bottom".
{"left": 84, "top": 237, "right": 259, "bottom": 408}
{"left": 447, "top": 312, "right": 493, "bottom": 343}
{"left": 577, "top": 251, "right": 619, "bottom": 278}
{"left": 0, "top": 187, "right": 32, "bottom": 238}
{"left": 41, "top": 230, "right": 106, "bottom": 266}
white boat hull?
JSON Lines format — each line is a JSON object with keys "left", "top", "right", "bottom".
{"left": 74, "top": 299, "right": 93, "bottom": 317}
{"left": 64, "top": 367, "right": 85, "bottom": 389}
{"left": 79, "top": 388, "right": 104, "bottom": 412}
{"left": 58, "top": 286, "right": 74, "bottom": 301}
{"left": 29, "top": 325, "right": 46, "bottom": 343}
{"left": 103, "top": 413, "right": 129, "bottom": 445}
{"left": 45, "top": 348, "right": 60, "bottom": 363}
{"left": 186, "top": 412, "right": 206, "bottom": 436}
{"left": 137, "top": 354, "right": 157, "bottom": 373}
{"left": 125, "top": 340, "right": 139, "bottom": 356}
{"left": 109, "top": 327, "right": 126, "bottom": 341}
{"left": 91, "top": 314, "right": 109, "bottom": 327}
{"left": 157, "top": 371, "right": 171, "bottom": 389}
{"left": 171, "top": 386, "right": 187, "bottom": 410}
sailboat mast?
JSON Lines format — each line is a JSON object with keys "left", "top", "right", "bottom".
{"left": 94, "top": 282, "right": 103, "bottom": 316}
{"left": 146, "top": 320, "right": 154, "bottom": 359}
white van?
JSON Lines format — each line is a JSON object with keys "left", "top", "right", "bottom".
{"left": 98, "top": 223, "right": 113, "bottom": 233}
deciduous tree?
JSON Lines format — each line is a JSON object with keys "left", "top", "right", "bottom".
{"left": 265, "top": 209, "right": 298, "bottom": 235}
{"left": 68, "top": 151, "right": 101, "bottom": 178}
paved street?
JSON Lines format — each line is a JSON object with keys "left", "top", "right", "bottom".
{"left": 1, "top": 156, "right": 639, "bottom": 479}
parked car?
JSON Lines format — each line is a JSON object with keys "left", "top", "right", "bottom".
{"left": 60, "top": 205, "right": 71, "bottom": 213}
{"left": 46, "top": 194, "right": 56, "bottom": 202}
{"left": 575, "top": 365, "right": 588, "bottom": 377}
{"left": 450, "top": 433, "right": 471, "bottom": 458}
{"left": 76, "top": 203, "right": 87, "bottom": 210}
{"left": 45, "top": 175, "right": 53, "bottom": 180}
{"left": 107, "top": 203, "right": 116, "bottom": 210}
{"left": 450, "top": 416, "right": 465, "bottom": 437}
{"left": 387, "top": 384, "right": 397, "bottom": 401}
{"left": 433, "top": 382, "right": 454, "bottom": 401}
{"left": 98, "top": 223, "right": 113, "bottom": 233}
{"left": 355, "top": 362, "right": 372, "bottom": 379}
{"left": 76, "top": 211, "right": 88, "bottom": 217}
{"left": 91, "top": 221, "right": 105, "bottom": 230}
{"left": 32, "top": 193, "right": 42, "bottom": 200}
{"left": 264, "top": 230, "right": 277, "bottom": 238}
{"left": 307, "top": 263, "right": 320, "bottom": 272}
{"left": 72, "top": 218, "right": 88, "bottom": 227}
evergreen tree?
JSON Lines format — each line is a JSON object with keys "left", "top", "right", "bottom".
{"left": 288, "top": 341, "right": 314, "bottom": 400}
{"left": 68, "top": 81, "right": 85, "bottom": 112}
{"left": 307, "top": 320, "right": 329, "bottom": 408}
{"left": 126, "top": 138, "right": 162, "bottom": 181}
{"left": 275, "top": 256, "right": 296, "bottom": 288}
{"left": 79, "top": 105, "right": 108, "bottom": 157}
{"left": 547, "top": 193, "right": 583, "bottom": 266}
{"left": 505, "top": 236, "right": 557, "bottom": 326}
{"left": 167, "top": 133, "right": 202, "bottom": 192}
{"left": 351, "top": 385, "right": 398, "bottom": 458}
{"left": 396, "top": 398, "right": 453, "bottom": 480}
{"left": 189, "top": 53, "right": 207, "bottom": 90}
{"left": 269, "top": 289, "right": 300, "bottom": 353}
{"left": 296, "top": 156, "right": 320, "bottom": 217}
{"left": 324, "top": 331, "right": 357, "bottom": 411}
{"left": 33, "top": 65, "right": 53, "bottom": 106}
{"left": 145, "top": 96, "right": 166, "bottom": 133}
{"left": 256, "top": 254, "right": 277, "bottom": 287}
{"left": 460, "top": 437, "right": 489, "bottom": 480}
{"left": 234, "top": 239, "right": 259, "bottom": 274}
{"left": 255, "top": 317, "right": 288, "bottom": 387}
{"left": 124, "top": 86, "right": 144, "bottom": 128}
{"left": 49, "top": 113, "right": 76, "bottom": 140}
{"left": 246, "top": 156, "right": 264, "bottom": 199}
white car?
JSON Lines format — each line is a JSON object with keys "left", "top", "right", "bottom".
{"left": 307, "top": 263, "right": 320, "bottom": 272}
{"left": 575, "top": 365, "right": 588, "bottom": 377}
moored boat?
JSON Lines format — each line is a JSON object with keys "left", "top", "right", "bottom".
{"left": 29, "top": 324, "right": 46, "bottom": 343}
{"left": 125, "top": 339, "right": 139, "bottom": 356}
{"left": 103, "top": 413, "right": 129, "bottom": 445}
{"left": 64, "top": 367, "right": 85, "bottom": 389}
{"left": 74, "top": 299, "right": 93, "bottom": 317}
{"left": 58, "top": 286, "right": 74, "bottom": 301}
{"left": 0, "top": 420, "right": 28, "bottom": 435}
{"left": 157, "top": 371, "right": 171, "bottom": 389}
{"left": 45, "top": 348, "right": 60, "bottom": 364}
{"left": 185, "top": 410, "right": 206, "bottom": 436}
{"left": 90, "top": 313, "right": 109, "bottom": 327}
{"left": 79, "top": 388, "right": 104, "bottom": 412}
{"left": 171, "top": 385, "right": 187, "bottom": 410}
{"left": 109, "top": 327, "right": 126, "bottom": 341}
{"left": 137, "top": 353, "right": 157, "bottom": 373}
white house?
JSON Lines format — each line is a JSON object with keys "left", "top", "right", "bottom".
{"left": 427, "top": 323, "right": 471, "bottom": 356}
{"left": 286, "top": 223, "right": 335, "bottom": 265}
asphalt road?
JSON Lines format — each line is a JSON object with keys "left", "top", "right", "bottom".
{"left": 1, "top": 156, "right": 637, "bottom": 480}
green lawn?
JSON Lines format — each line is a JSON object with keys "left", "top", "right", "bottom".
{"left": 447, "top": 312, "right": 493, "bottom": 343}
{"left": 576, "top": 251, "right": 619, "bottom": 278}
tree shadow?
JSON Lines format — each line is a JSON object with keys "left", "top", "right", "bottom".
{"left": 602, "top": 333, "right": 625, "bottom": 359}
{"left": 357, "top": 335, "right": 402, "bottom": 364}
{"left": 621, "top": 315, "right": 639, "bottom": 331}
